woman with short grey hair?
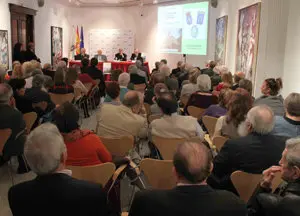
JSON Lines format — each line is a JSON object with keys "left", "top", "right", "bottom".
{"left": 128, "top": 64, "right": 146, "bottom": 85}
{"left": 197, "top": 74, "right": 211, "bottom": 92}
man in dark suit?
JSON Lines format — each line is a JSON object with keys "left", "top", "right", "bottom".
{"left": 171, "top": 61, "right": 183, "bottom": 77}
{"left": 115, "top": 48, "right": 127, "bottom": 61}
{"left": 130, "top": 48, "right": 140, "bottom": 61}
{"left": 201, "top": 60, "right": 216, "bottom": 77}
{"left": 24, "top": 42, "right": 40, "bottom": 62}
{"left": 75, "top": 48, "right": 89, "bottom": 60}
{"left": 129, "top": 142, "right": 247, "bottom": 216}
{"left": 87, "top": 58, "right": 105, "bottom": 96}
{"left": 207, "top": 105, "right": 287, "bottom": 194}
{"left": 0, "top": 83, "right": 28, "bottom": 173}
{"left": 8, "top": 123, "right": 109, "bottom": 216}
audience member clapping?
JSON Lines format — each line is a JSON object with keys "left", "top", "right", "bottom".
{"left": 8, "top": 123, "right": 109, "bottom": 216}
{"left": 129, "top": 142, "right": 247, "bottom": 216}
{"left": 254, "top": 78, "right": 284, "bottom": 116}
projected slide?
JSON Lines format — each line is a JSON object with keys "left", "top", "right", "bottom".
{"left": 157, "top": 2, "right": 209, "bottom": 55}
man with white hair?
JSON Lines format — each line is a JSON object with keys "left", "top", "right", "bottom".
{"left": 129, "top": 142, "right": 247, "bottom": 216}
{"left": 207, "top": 105, "right": 287, "bottom": 193}
{"left": 8, "top": 123, "right": 109, "bottom": 216}
{"left": 248, "top": 137, "right": 300, "bottom": 216}
{"left": 0, "top": 83, "right": 27, "bottom": 173}
{"left": 74, "top": 47, "right": 89, "bottom": 60}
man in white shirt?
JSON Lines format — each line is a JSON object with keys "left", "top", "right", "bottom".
{"left": 94, "top": 49, "right": 107, "bottom": 62}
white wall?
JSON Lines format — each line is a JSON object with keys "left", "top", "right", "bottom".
{"left": 69, "top": 2, "right": 217, "bottom": 70}
{"left": 282, "top": 0, "right": 300, "bottom": 97}
{"left": 0, "top": 0, "right": 71, "bottom": 68}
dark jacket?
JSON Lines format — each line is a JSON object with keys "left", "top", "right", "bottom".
{"left": 144, "top": 87, "right": 155, "bottom": 105}
{"left": 13, "top": 51, "right": 26, "bottom": 63}
{"left": 201, "top": 68, "right": 215, "bottom": 77}
{"left": 254, "top": 95, "right": 285, "bottom": 116}
{"left": 130, "top": 73, "right": 146, "bottom": 85}
{"left": 74, "top": 54, "right": 89, "bottom": 60}
{"left": 0, "top": 104, "right": 26, "bottom": 159}
{"left": 248, "top": 181, "right": 300, "bottom": 216}
{"left": 115, "top": 53, "right": 127, "bottom": 61}
{"left": 24, "top": 49, "right": 39, "bottom": 62}
{"left": 8, "top": 173, "right": 109, "bottom": 216}
{"left": 185, "top": 91, "right": 218, "bottom": 114}
{"left": 207, "top": 133, "right": 287, "bottom": 194}
{"left": 87, "top": 66, "right": 104, "bottom": 81}
{"left": 129, "top": 185, "right": 247, "bottom": 216}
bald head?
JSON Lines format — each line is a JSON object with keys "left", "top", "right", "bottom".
{"left": 247, "top": 105, "right": 275, "bottom": 134}
{"left": 123, "top": 91, "right": 140, "bottom": 108}
{"left": 173, "top": 142, "right": 212, "bottom": 184}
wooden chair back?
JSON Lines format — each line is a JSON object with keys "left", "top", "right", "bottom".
{"left": 84, "top": 83, "right": 93, "bottom": 91}
{"left": 74, "top": 87, "right": 83, "bottom": 100}
{"left": 67, "top": 162, "right": 116, "bottom": 186}
{"left": 23, "top": 112, "right": 37, "bottom": 134}
{"left": 148, "top": 114, "right": 162, "bottom": 123}
{"left": 202, "top": 116, "right": 218, "bottom": 138}
{"left": 231, "top": 171, "right": 262, "bottom": 202}
{"left": 140, "top": 158, "right": 176, "bottom": 190}
{"left": 49, "top": 93, "right": 74, "bottom": 105}
{"left": 144, "top": 103, "right": 151, "bottom": 116}
{"left": 180, "top": 94, "right": 190, "bottom": 107}
{"left": 152, "top": 136, "right": 186, "bottom": 160}
{"left": 187, "top": 106, "right": 206, "bottom": 120}
{"left": 0, "top": 129, "right": 12, "bottom": 155}
{"left": 99, "top": 136, "right": 134, "bottom": 157}
{"left": 212, "top": 136, "right": 228, "bottom": 152}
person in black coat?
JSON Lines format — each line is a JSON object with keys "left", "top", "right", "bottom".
{"left": 115, "top": 48, "right": 127, "bottom": 61}
{"left": 129, "top": 142, "right": 247, "bottom": 216}
{"left": 87, "top": 58, "right": 105, "bottom": 96}
{"left": 8, "top": 123, "right": 109, "bottom": 216}
{"left": 75, "top": 48, "right": 89, "bottom": 60}
{"left": 12, "top": 42, "right": 26, "bottom": 63}
{"left": 207, "top": 105, "right": 287, "bottom": 194}
{"left": 23, "top": 42, "right": 40, "bottom": 62}
{"left": 130, "top": 49, "right": 141, "bottom": 61}
{"left": 248, "top": 137, "right": 300, "bottom": 216}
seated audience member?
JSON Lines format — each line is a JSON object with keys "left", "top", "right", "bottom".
{"left": 24, "top": 42, "right": 40, "bottom": 62}
{"left": 171, "top": 61, "right": 183, "bottom": 77}
{"left": 160, "top": 64, "right": 179, "bottom": 93}
{"left": 43, "top": 75, "right": 54, "bottom": 92}
{"left": 232, "top": 72, "right": 245, "bottom": 90}
{"left": 75, "top": 47, "right": 89, "bottom": 60}
{"left": 160, "top": 59, "right": 167, "bottom": 65}
{"left": 185, "top": 74, "right": 218, "bottom": 113}
{"left": 8, "top": 123, "right": 109, "bottom": 216}
{"left": 150, "top": 83, "right": 169, "bottom": 115}
{"left": 11, "top": 63, "right": 23, "bottom": 79}
{"left": 129, "top": 65, "right": 146, "bottom": 85}
{"left": 151, "top": 61, "right": 160, "bottom": 74}
{"left": 254, "top": 78, "right": 284, "bottom": 116}
{"left": 0, "top": 67, "right": 6, "bottom": 83}
{"left": 211, "top": 65, "right": 228, "bottom": 90}
{"left": 61, "top": 57, "right": 69, "bottom": 66}
{"left": 53, "top": 102, "right": 112, "bottom": 166}
{"left": 115, "top": 48, "right": 127, "bottom": 61}
{"left": 136, "top": 60, "right": 148, "bottom": 82}
{"left": 180, "top": 68, "right": 201, "bottom": 98}
{"left": 42, "top": 63, "right": 54, "bottom": 79}
{"left": 144, "top": 72, "right": 165, "bottom": 105}
{"left": 94, "top": 49, "right": 107, "bottom": 62}
{"left": 80, "top": 57, "right": 89, "bottom": 74}
{"left": 31, "top": 60, "right": 42, "bottom": 70}
{"left": 111, "top": 69, "right": 123, "bottom": 82}
{"left": 130, "top": 48, "right": 140, "bottom": 61}
{"left": 103, "top": 82, "right": 121, "bottom": 106}
{"left": 216, "top": 72, "right": 233, "bottom": 91}
{"left": 213, "top": 88, "right": 252, "bottom": 139}
{"left": 56, "top": 60, "right": 68, "bottom": 73}
{"left": 129, "top": 142, "right": 247, "bottom": 216}
{"left": 201, "top": 60, "right": 216, "bottom": 77}
{"left": 49, "top": 68, "right": 74, "bottom": 94}
{"left": 248, "top": 137, "right": 300, "bottom": 216}
{"left": 77, "top": 66, "right": 96, "bottom": 87}
{"left": 96, "top": 91, "right": 147, "bottom": 138}
{"left": 272, "top": 93, "right": 300, "bottom": 138}
{"left": 151, "top": 92, "right": 204, "bottom": 140}
{"left": 207, "top": 105, "right": 287, "bottom": 193}
{"left": 239, "top": 78, "right": 253, "bottom": 94}
{"left": 0, "top": 83, "right": 28, "bottom": 173}
{"left": 87, "top": 57, "right": 105, "bottom": 96}
{"left": 13, "top": 43, "right": 25, "bottom": 63}
{"left": 23, "top": 62, "right": 35, "bottom": 88}
{"left": 8, "top": 78, "right": 33, "bottom": 113}
{"left": 104, "top": 73, "right": 130, "bottom": 103}
{"left": 178, "top": 64, "right": 193, "bottom": 88}
{"left": 202, "top": 88, "right": 233, "bottom": 118}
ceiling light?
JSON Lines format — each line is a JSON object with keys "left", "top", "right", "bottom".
{"left": 153, "top": 0, "right": 158, "bottom": 4}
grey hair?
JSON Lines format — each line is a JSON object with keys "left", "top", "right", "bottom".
{"left": 32, "top": 74, "right": 45, "bottom": 88}
{"left": 246, "top": 105, "right": 275, "bottom": 134}
{"left": 57, "top": 61, "right": 67, "bottom": 70}
{"left": 25, "top": 123, "right": 67, "bottom": 175}
{"left": 197, "top": 74, "right": 211, "bottom": 91}
{"left": 128, "top": 65, "right": 138, "bottom": 74}
{"left": 118, "top": 72, "right": 130, "bottom": 87}
{"left": 160, "top": 65, "right": 171, "bottom": 77}
{"left": 0, "top": 66, "right": 6, "bottom": 83}
{"left": 135, "top": 60, "right": 143, "bottom": 69}
{"left": 32, "top": 69, "right": 43, "bottom": 76}
{"left": 284, "top": 93, "right": 300, "bottom": 117}
{"left": 0, "top": 83, "right": 13, "bottom": 104}
{"left": 286, "top": 138, "right": 300, "bottom": 168}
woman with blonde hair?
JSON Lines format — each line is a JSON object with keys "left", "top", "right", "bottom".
{"left": 216, "top": 72, "right": 233, "bottom": 91}
{"left": 12, "top": 64, "right": 23, "bottom": 79}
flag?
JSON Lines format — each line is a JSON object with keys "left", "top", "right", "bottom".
{"left": 80, "top": 26, "right": 84, "bottom": 49}
{"left": 75, "top": 26, "right": 80, "bottom": 55}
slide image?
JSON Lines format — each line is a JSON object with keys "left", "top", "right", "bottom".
{"left": 197, "top": 11, "right": 205, "bottom": 25}
{"left": 191, "top": 25, "right": 199, "bottom": 38}
{"left": 186, "top": 12, "right": 193, "bottom": 25}
{"left": 160, "top": 28, "right": 182, "bottom": 53}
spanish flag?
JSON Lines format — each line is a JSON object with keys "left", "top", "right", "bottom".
{"left": 75, "top": 26, "right": 80, "bottom": 55}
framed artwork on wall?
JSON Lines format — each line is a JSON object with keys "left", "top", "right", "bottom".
{"left": 0, "top": 30, "right": 9, "bottom": 70}
{"left": 236, "top": 2, "right": 261, "bottom": 84}
{"left": 215, "top": 15, "right": 228, "bottom": 65}
{"left": 51, "top": 26, "right": 63, "bottom": 67}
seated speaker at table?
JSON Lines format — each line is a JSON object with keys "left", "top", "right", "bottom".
{"left": 130, "top": 48, "right": 142, "bottom": 61}
{"left": 115, "top": 48, "right": 127, "bottom": 61}
{"left": 75, "top": 48, "right": 89, "bottom": 60}
{"left": 94, "top": 49, "right": 107, "bottom": 62}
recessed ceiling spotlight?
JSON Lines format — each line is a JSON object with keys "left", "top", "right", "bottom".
{"left": 153, "top": 0, "right": 158, "bottom": 4}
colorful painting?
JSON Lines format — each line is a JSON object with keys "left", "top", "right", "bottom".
{"left": 215, "top": 16, "right": 228, "bottom": 65}
{"left": 51, "top": 26, "right": 63, "bottom": 67}
{"left": 236, "top": 3, "right": 261, "bottom": 83}
{"left": 0, "top": 30, "right": 9, "bottom": 69}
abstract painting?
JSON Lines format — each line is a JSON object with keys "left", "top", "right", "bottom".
{"left": 51, "top": 26, "right": 63, "bottom": 67}
{"left": 0, "top": 30, "right": 9, "bottom": 69}
{"left": 236, "top": 3, "right": 261, "bottom": 83}
{"left": 215, "top": 16, "right": 228, "bottom": 65}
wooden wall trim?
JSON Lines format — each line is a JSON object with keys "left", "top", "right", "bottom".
{"left": 9, "top": 3, "right": 37, "bottom": 16}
